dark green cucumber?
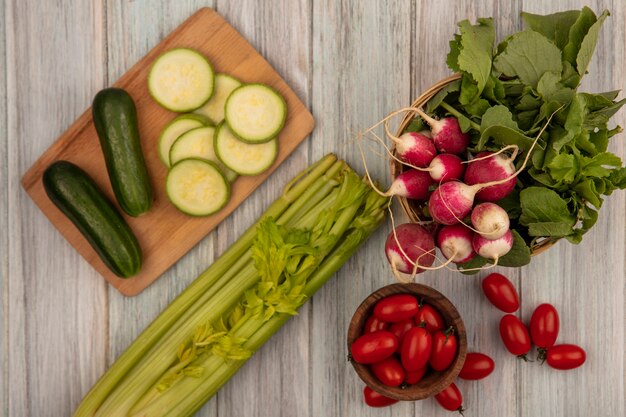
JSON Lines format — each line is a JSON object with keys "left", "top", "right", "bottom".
{"left": 43, "top": 161, "right": 142, "bottom": 278}
{"left": 92, "top": 88, "right": 153, "bottom": 216}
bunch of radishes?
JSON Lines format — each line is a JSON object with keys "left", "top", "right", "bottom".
{"left": 383, "top": 114, "right": 520, "bottom": 276}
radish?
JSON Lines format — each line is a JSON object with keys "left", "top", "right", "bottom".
{"left": 464, "top": 152, "right": 516, "bottom": 202}
{"left": 472, "top": 229, "right": 514, "bottom": 260}
{"left": 385, "top": 223, "right": 436, "bottom": 274}
{"left": 428, "top": 154, "right": 465, "bottom": 183}
{"left": 471, "top": 202, "right": 510, "bottom": 240}
{"left": 415, "top": 109, "right": 469, "bottom": 155}
{"left": 393, "top": 131, "right": 437, "bottom": 167}
{"left": 428, "top": 181, "right": 475, "bottom": 225}
{"left": 384, "top": 169, "right": 433, "bottom": 200}
{"left": 436, "top": 224, "right": 476, "bottom": 263}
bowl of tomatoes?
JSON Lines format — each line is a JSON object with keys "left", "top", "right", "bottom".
{"left": 347, "top": 283, "right": 467, "bottom": 401}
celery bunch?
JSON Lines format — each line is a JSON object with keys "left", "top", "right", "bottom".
{"left": 73, "top": 154, "right": 387, "bottom": 417}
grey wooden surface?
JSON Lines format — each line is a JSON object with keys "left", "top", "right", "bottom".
{"left": 2, "top": 0, "right": 624, "bottom": 416}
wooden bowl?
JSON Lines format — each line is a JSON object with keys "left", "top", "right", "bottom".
{"left": 347, "top": 283, "right": 467, "bottom": 401}
{"left": 389, "top": 74, "right": 557, "bottom": 256}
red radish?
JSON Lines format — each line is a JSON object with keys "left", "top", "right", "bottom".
{"left": 428, "top": 181, "right": 475, "bottom": 225}
{"left": 472, "top": 230, "right": 513, "bottom": 260}
{"left": 464, "top": 152, "right": 516, "bottom": 201}
{"left": 416, "top": 110, "right": 470, "bottom": 155}
{"left": 393, "top": 131, "right": 437, "bottom": 167}
{"left": 471, "top": 202, "right": 510, "bottom": 240}
{"left": 428, "top": 153, "right": 465, "bottom": 183}
{"left": 385, "top": 223, "right": 435, "bottom": 274}
{"left": 436, "top": 224, "right": 476, "bottom": 263}
{"left": 383, "top": 169, "right": 433, "bottom": 200}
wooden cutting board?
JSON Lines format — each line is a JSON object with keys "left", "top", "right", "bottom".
{"left": 20, "top": 7, "right": 315, "bottom": 296}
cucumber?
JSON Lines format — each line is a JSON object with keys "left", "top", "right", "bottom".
{"left": 42, "top": 161, "right": 142, "bottom": 278}
{"left": 169, "top": 126, "right": 238, "bottom": 182}
{"left": 166, "top": 158, "right": 230, "bottom": 216}
{"left": 148, "top": 48, "right": 215, "bottom": 112}
{"left": 159, "top": 114, "right": 212, "bottom": 167}
{"left": 193, "top": 74, "right": 242, "bottom": 124}
{"left": 92, "top": 88, "right": 153, "bottom": 217}
{"left": 215, "top": 122, "right": 278, "bottom": 176}
{"left": 224, "top": 84, "right": 287, "bottom": 143}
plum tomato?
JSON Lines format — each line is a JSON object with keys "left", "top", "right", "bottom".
{"left": 499, "top": 314, "right": 531, "bottom": 357}
{"left": 429, "top": 328, "right": 458, "bottom": 371}
{"left": 530, "top": 303, "right": 560, "bottom": 361}
{"left": 400, "top": 327, "right": 432, "bottom": 371}
{"left": 404, "top": 366, "right": 428, "bottom": 384}
{"left": 435, "top": 382, "right": 463, "bottom": 412}
{"left": 415, "top": 303, "right": 445, "bottom": 333}
{"left": 373, "top": 294, "right": 419, "bottom": 322}
{"left": 364, "top": 315, "right": 390, "bottom": 334}
{"left": 546, "top": 344, "right": 586, "bottom": 370}
{"left": 370, "top": 356, "right": 405, "bottom": 387}
{"left": 458, "top": 352, "right": 495, "bottom": 380}
{"left": 351, "top": 331, "right": 398, "bottom": 364}
{"left": 389, "top": 319, "right": 415, "bottom": 352}
{"left": 363, "top": 386, "right": 398, "bottom": 407}
{"left": 482, "top": 273, "right": 519, "bottom": 313}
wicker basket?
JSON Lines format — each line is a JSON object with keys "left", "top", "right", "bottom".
{"left": 390, "top": 74, "right": 555, "bottom": 256}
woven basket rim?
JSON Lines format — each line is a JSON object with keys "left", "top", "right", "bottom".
{"left": 390, "top": 74, "right": 557, "bottom": 256}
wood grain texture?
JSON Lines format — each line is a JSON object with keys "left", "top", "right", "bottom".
{"left": 4, "top": 1, "right": 109, "bottom": 417}
{"left": 20, "top": 7, "right": 315, "bottom": 296}
{"left": 2, "top": 1, "right": 625, "bottom": 417}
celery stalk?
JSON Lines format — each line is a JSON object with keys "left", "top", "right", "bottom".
{"left": 160, "top": 190, "right": 388, "bottom": 417}
{"left": 90, "top": 167, "right": 352, "bottom": 417}
{"left": 130, "top": 187, "right": 387, "bottom": 417}
{"left": 73, "top": 155, "right": 339, "bottom": 417}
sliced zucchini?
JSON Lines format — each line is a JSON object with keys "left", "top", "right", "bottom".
{"left": 224, "top": 84, "right": 287, "bottom": 143}
{"left": 169, "top": 126, "right": 237, "bottom": 182}
{"left": 158, "top": 114, "right": 211, "bottom": 167}
{"left": 148, "top": 48, "right": 215, "bottom": 112}
{"left": 193, "top": 74, "right": 242, "bottom": 124}
{"left": 215, "top": 122, "right": 278, "bottom": 176}
{"left": 166, "top": 158, "right": 230, "bottom": 216}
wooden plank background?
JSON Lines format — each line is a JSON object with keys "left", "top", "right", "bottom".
{"left": 1, "top": 0, "right": 624, "bottom": 416}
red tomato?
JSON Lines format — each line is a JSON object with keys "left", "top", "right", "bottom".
{"left": 415, "top": 303, "right": 445, "bottom": 333}
{"left": 400, "top": 327, "right": 432, "bottom": 371}
{"left": 482, "top": 273, "right": 519, "bottom": 313}
{"left": 351, "top": 331, "right": 398, "bottom": 364}
{"left": 530, "top": 303, "right": 560, "bottom": 351}
{"left": 546, "top": 344, "right": 586, "bottom": 370}
{"left": 373, "top": 294, "right": 419, "bottom": 322}
{"left": 390, "top": 319, "right": 415, "bottom": 352}
{"left": 429, "top": 329, "right": 458, "bottom": 371}
{"left": 363, "top": 386, "right": 398, "bottom": 407}
{"left": 499, "top": 314, "right": 531, "bottom": 357}
{"left": 404, "top": 366, "right": 427, "bottom": 384}
{"left": 371, "top": 356, "right": 405, "bottom": 387}
{"left": 435, "top": 382, "right": 463, "bottom": 412}
{"left": 364, "top": 315, "right": 390, "bottom": 334}
{"left": 459, "top": 352, "right": 495, "bottom": 380}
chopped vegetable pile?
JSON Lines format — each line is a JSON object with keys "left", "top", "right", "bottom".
{"left": 401, "top": 7, "right": 626, "bottom": 270}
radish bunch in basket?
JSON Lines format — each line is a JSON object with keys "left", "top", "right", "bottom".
{"left": 372, "top": 111, "right": 527, "bottom": 278}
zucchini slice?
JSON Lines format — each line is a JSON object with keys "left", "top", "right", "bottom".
{"left": 224, "top": 84, "right": 287, "bottom": 143}
{"left": 148, "top": 48, "right": 215, "bottom": 112}
{"left": 169, "top": 126, "right": 237, "bottom": 182}
{"left": 215, "top": 122, "right": 278, "bottom": 176}
{"left": 193, "top": 74, "right": 242, "bottom": 124}
{"left": 166, "top": 159, "right": 230, "bottom": 216}
{"left": 158, "top": 114, "right": 211, "bottom": 167}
